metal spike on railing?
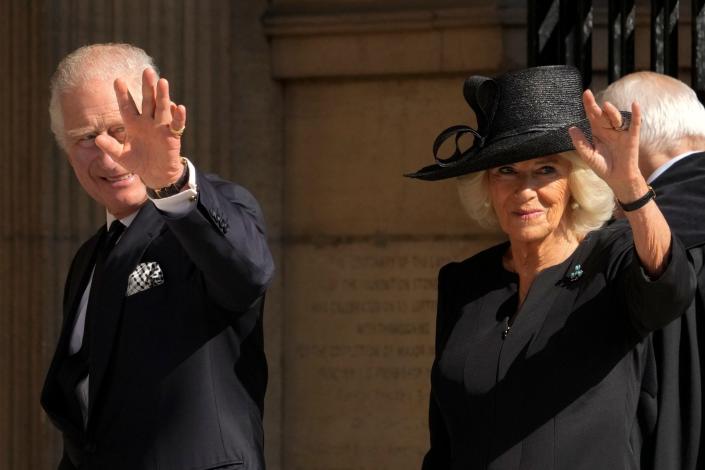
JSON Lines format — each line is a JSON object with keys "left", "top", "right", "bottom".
{"left": 528, "top": 0, "right": 563, "bottom": 66}
{"left": 608, "top": 0, "right": 636, "bottom": 82}
{"left": 651, "top": 0, "right": 680, "bottom": 76}
{"left": 693, "top": 0, "right": 705, "bottom": 102}
{"left": 575, "top": 0, "right": 594, "bottom": 87}
{"left": 529, "top": 0, "right": 593, "bottom": 88}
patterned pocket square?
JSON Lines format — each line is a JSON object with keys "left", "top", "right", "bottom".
{"left": 126, "top": 261, "right": 165, "bottom": 296}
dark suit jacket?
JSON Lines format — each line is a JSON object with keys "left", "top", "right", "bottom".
{"left": 41, "top": 171, "right": 275, "bottom": 470}
{"left": 638, "top": 152, "right": 705, "bottom": 470}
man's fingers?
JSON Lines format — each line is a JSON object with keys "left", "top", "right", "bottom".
{"left": 170, "top": 104, "right": 187, "bottom": 133}
{"left": 141, "top": 68, "right": 158, "bottom": 118}
{"left": 114, "top": 78, "right": 140, "bottom": 124}
{"left": 155, "top": 78, "right": 173, "bottom": 124}
{"left": 95, "top": 134, "right": 124, "bottom": 160}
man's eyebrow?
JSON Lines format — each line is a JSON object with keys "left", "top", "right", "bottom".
{"left": 65, "top": 127, "right": 97, "bottom": 138}
{"left": 66, "top": 122, "right": 125, "bottom": 138}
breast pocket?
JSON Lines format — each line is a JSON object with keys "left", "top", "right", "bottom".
{"left": 125, "top": 261, "right": 166, "bottom": 297}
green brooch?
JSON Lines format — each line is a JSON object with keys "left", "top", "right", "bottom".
{"left": 566, "top": 264, "right": 584, "bottom": 283}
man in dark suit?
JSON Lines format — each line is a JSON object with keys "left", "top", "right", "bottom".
{"left": 41, "top": 43, "right": 274, "bottom": 470}
{"left": 600, "top": 72, "right": 705, "bottom": 470}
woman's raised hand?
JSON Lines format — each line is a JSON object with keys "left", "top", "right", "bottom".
{"left": 569, "top": 89, "right": 649, "bottom": 203}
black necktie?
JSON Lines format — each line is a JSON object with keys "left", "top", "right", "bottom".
{"left": 56, "top": 220, "right": 125, "bottom": 426}
{"left": 90, "top": 220, "right": 126, "bottom": 292}
{"left": 83, "top": 219, "right": 125, "bottom": 341}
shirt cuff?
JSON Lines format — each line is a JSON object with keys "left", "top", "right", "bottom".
{"left": 149, "top": 158, "right": 198, "bottom": 216}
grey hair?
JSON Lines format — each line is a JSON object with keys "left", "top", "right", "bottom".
{"left": 49, "top": 43, "right": 158, "bottom": 151}
{"left": 598, "top": 71, "right": 705, "bottom": 154}
{"left": 456, "top": 151, "right": 614, "bottom": 238}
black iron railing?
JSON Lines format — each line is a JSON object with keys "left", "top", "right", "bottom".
{"left": 608, "top": 0, "right": 635, "bottom": 82}
{"left": 528, "top": 0, "right": 705, "bottom": 101}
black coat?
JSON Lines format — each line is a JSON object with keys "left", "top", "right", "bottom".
{"left": 639, "top": 152, "right": 705, "bottom": 470}
{"left": 422, "top": 223, "right": 694, "bottom": 470}
{"left": 41, "top": 172, "right": 275, "bottom": 470}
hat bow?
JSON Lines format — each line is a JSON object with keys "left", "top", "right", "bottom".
{"left": 433, "top": 76, "right": 498, "bottom": 168}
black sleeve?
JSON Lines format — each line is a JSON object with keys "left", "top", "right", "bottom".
{"left": 614, "top": 231, "right": 696, "bottom": 337}
{"left": 156, "top": 170, "right": 275, "bottom": 312}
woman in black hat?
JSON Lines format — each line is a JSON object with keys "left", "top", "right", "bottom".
{"left": 408, "top": 66, "right": 695, "bottom": 469}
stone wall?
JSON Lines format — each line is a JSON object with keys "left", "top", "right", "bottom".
{"left": 266, "top": 2, "right": 509, "bottom": 468}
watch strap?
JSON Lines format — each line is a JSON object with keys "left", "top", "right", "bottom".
{"left": 146, "top": 158, "right": 189, "bottom": 199}
{"left": 618, "top": 185, "right": 656, "bottom": 212}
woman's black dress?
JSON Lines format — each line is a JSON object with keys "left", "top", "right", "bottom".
{"left": 422, "top": 222, "right": 694, "bottom": 470}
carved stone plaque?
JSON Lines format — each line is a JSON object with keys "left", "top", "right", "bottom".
{"left": 284, "top": 239, "right": 495, "bottom": 469}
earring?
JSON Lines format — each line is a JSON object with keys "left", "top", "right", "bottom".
{"left": 571, "top": 201, "right": 579, "bottom": 210}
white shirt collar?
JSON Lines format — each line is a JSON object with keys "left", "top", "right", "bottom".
{"left": 647, "top": 150, "right": 701, "bottom": 184}
{"left": 106, "top": 209, "right": 140, "bottom": 229}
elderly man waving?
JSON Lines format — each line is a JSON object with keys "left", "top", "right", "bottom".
{"left": 41, "top": 43, "right": 274, "bottom": 470}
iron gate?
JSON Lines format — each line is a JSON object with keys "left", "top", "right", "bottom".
{"left": 528, "top": 0, "right": 705, "bottom": 101}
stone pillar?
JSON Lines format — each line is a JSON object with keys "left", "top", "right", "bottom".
{"left": 0, "top": 1, "right": 58, "bottom": 468}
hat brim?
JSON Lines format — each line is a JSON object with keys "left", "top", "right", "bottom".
{"left": 406, "top": 119, "right": 592, "bottom": 181}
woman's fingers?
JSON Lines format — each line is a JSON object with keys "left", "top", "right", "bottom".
{"left": 582, "top": 90, "right": 603, "bottom": 123}
{"left": 629, "top": 100, "right": 641, "bottom": 138}
{"left": 584, "top": 89, "right": 623, "bottom": 135}
{"left": 602, "top": 101, "right": 625, "bottom": 130}
{"left": 569, "top": 126, "right": 603, "bottom": 173}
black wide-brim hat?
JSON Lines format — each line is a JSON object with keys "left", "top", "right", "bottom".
{"left": 406, "top": 65, "right": 627, "bottom": 181}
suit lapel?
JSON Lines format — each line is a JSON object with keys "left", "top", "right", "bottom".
{"left": 41, "top": 228, "right": 103, "bottom": 437}
{"left": 64, "top": 229, "right": 105, "bottom": 321}
{"left": 57, "top": 229, "right": 104, "bottom": 362}
{"left": 87, "top": 203, "right": 164, "bottom": 421}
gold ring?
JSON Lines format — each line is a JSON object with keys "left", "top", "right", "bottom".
{"left": 169, "top": 125, "right": 186, "bottom": 137}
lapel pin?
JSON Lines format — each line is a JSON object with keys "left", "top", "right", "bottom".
{"left": 566, "top": 264, "right": 583, "bottom": 283}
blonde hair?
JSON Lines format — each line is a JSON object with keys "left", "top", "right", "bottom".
{"left": 49, "top": 43, "right": 157, "bottom": 151}
{"left": 456, "top": 151, "right": 614, "bottom": 238}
